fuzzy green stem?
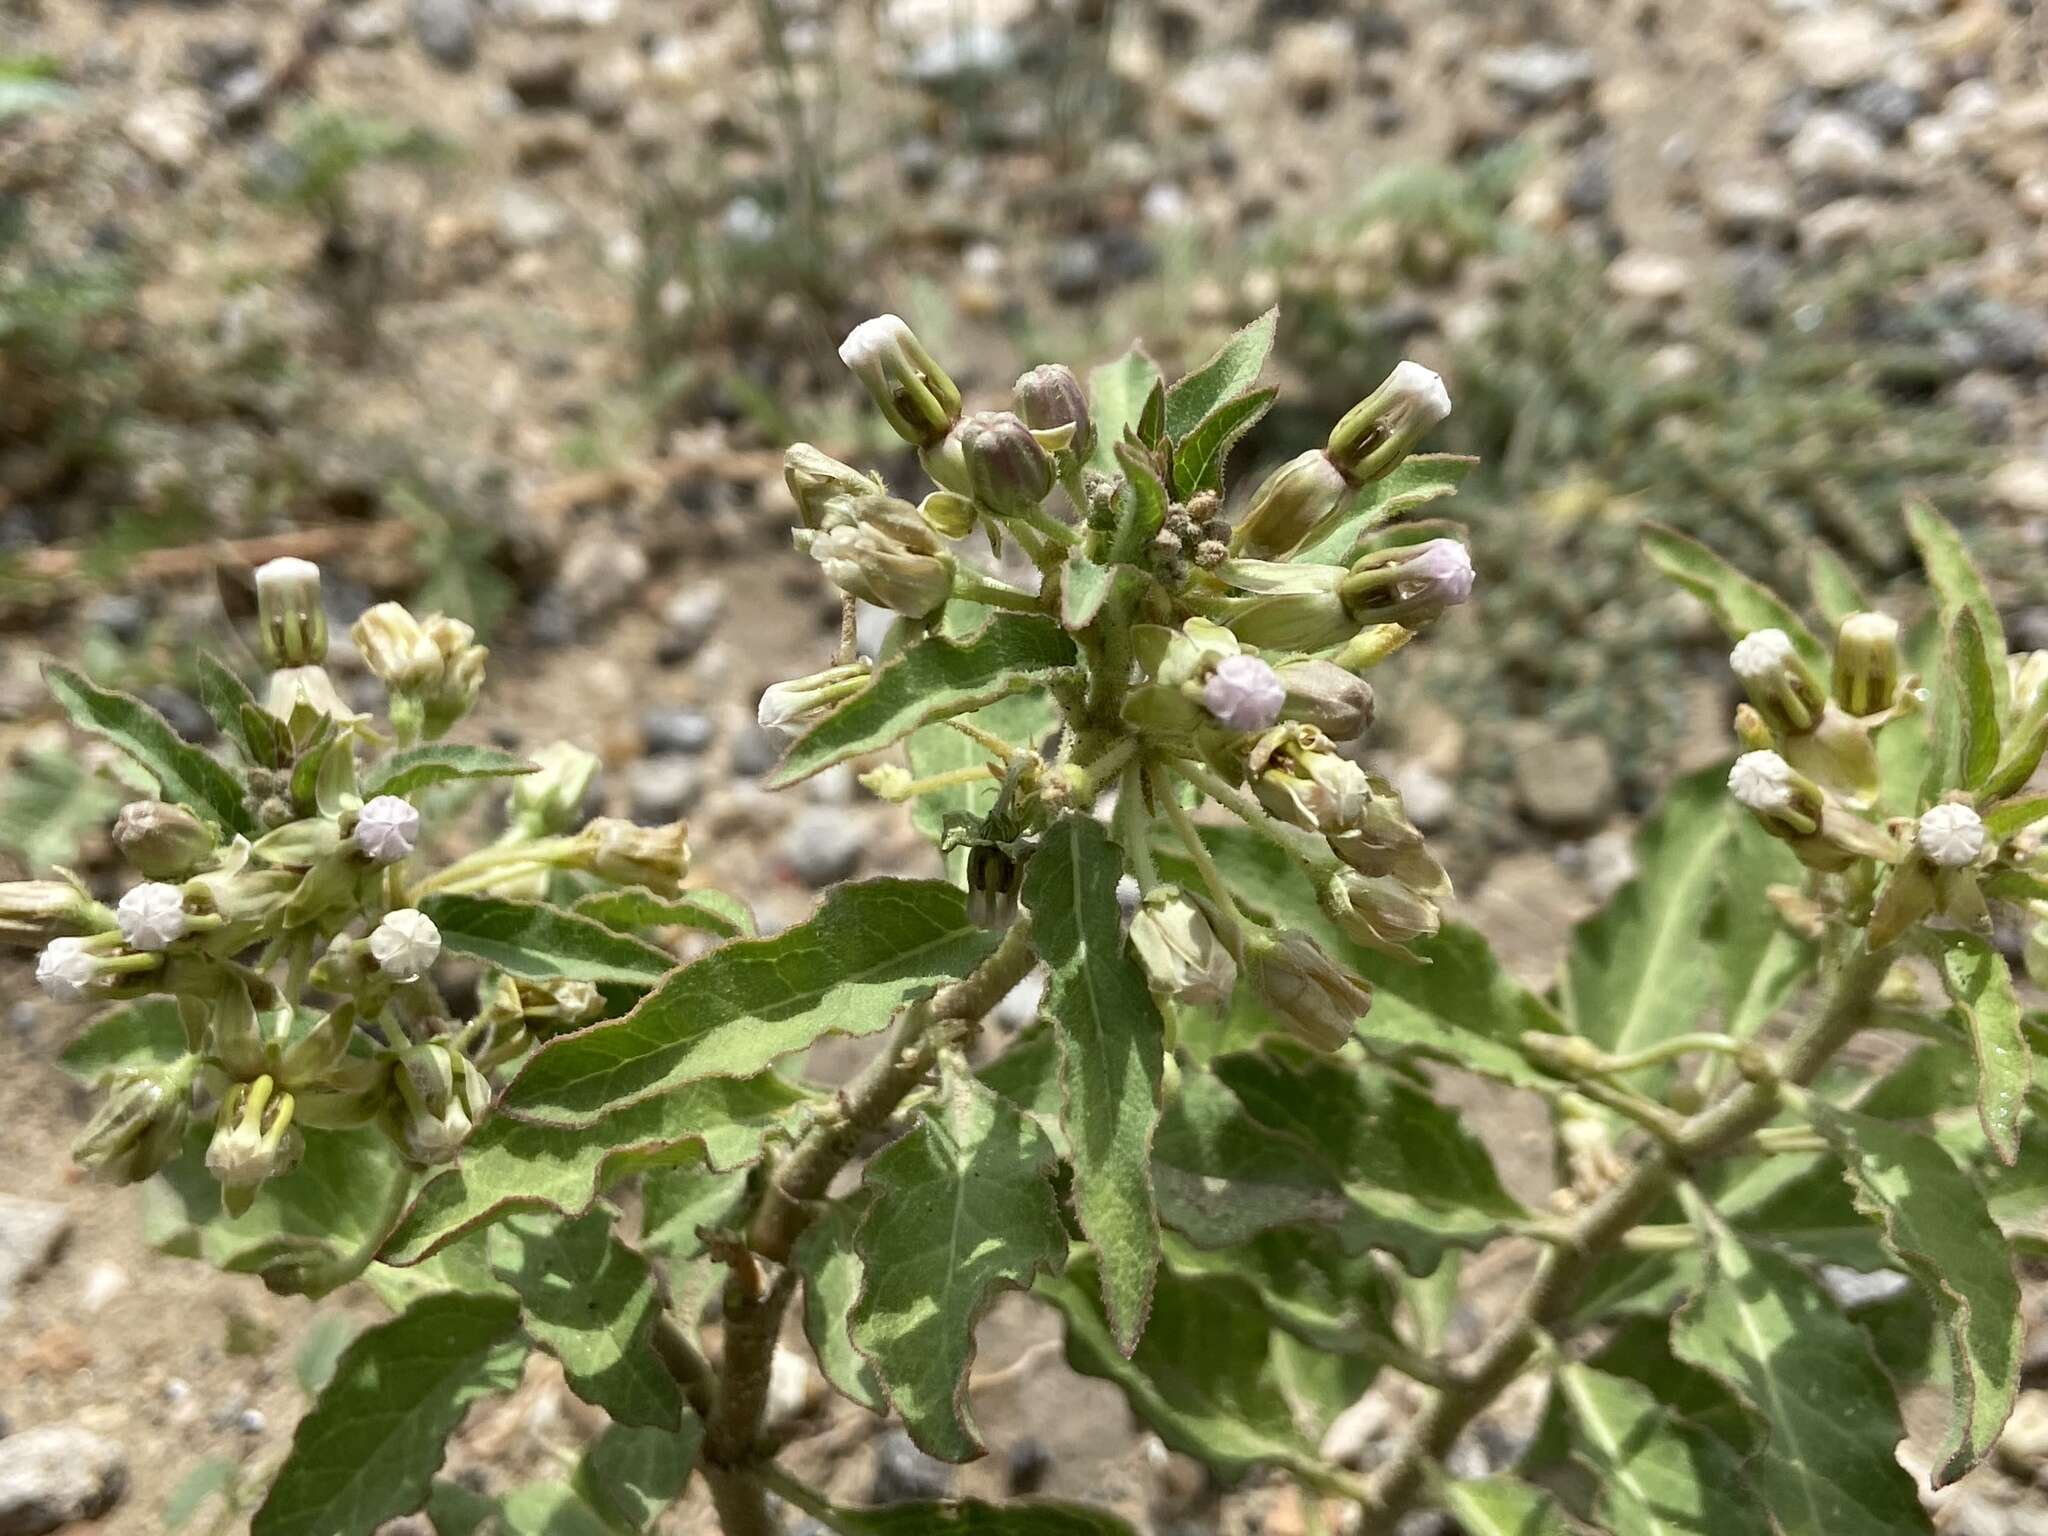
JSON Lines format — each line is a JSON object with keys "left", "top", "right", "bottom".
{"left": 951, "top": 566, "right": 1047, "bottom": 614}
{"left": 1153, "top": 764, "right": 1249, "bottom": 947}
{"left": 1118, "top": 762, "right": 1161, "bottom": 890}
{"left": 1171, "top": 758, "right": 1334, "bottom": 874}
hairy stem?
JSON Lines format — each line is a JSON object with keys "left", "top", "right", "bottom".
{"left": 1359, "top": 939, "right": 1892, "bottom": 1522}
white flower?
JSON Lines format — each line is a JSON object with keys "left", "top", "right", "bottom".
{"left": 1730, "top": 628, "right": 1797, "bottom": 681}
{"left": 354, "top": 796, "right": 421, "bottom": 865}
{"left": 1728, "top": 751, "right": 1796, "bottom": 813}
{"left": 35, "top": 937, "right": 97, "bottom": 1002}
{"left": 1384, "top": 360, "right": 1452, "bottom": 429}
{"left": 1917, "top": 803, "right": 1986, "bottom": 868}
{"left": 837, "top": 314, "right": 919, "bottom": 375}
{"left": 254, "top": 555, "right": 321, "bottom": 598}
{"left": 116, "top": 882, "right": 189, "bottom": 951}
{"left": 1203, "top": 654, "right": 1286, "bottom": 732}
{"left": 369, "top": 908, "right": 442, "bottom": 982}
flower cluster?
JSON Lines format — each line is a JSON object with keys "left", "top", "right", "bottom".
{"left": 765, "top": 314, "right": 1469, "bottom": 1050}
{"left": 7, "top": 561, "right": 688, "bottom": 1216}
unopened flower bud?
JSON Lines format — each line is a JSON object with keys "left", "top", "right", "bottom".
{"left": 1253, "top": 731, "right": 1371, "bottom": 837}
{"left": 113, "top": 800, "right": 218, "bottom": 880}
{"left": 838, "top": 314, "right": 962, "bottom": 448}
{"left": 510, "top": 742, "right": 600, "bottom": 836}
{"left": 1917, "top": 803, "right": 1986, "bottom": 868}
{"left": 1203, "top": 654, "right": 1286, "bottom": 732}
{"left": 1320, "top": 868, "right": 1440, "bottom": 954}
{"left": 1014, "top": 363, "right": 1094, "bottom": 462}
{"left": 1232, "top": 449, "right": 1348, "bottom": 560}
{"left": 784, "top": 443, "right": 883, "bottom": 530}
{"left": 803, "top": 505, "right": 953, "bottom": 618}
{"left": 758, "top": 662, "right": 872, "bottom": 738}
{"left": 1832, "top": 612, "right": 1900, "bottom": 718}
{"left": 0, "top": 877, "right": 112, "bottom": 947}
{"left": 1129, "top": 887, "right": 1237, "bottom": 1007}
{"left": 1275, "top": 659, "right": 1375, "bottom": 740}
{"left": 1340, "top": 539, "right": 1475, "bottom": 628}
{"left": 353, "top": 796, "right": 421, "bottom": 865}
{"left": 389, "top": 1043, "right": 490, "bottom": 1164}
{"left": 116, "top": 881, "right": 189, "bottom": 952}
{"left": 965, "top": 843, "right": 1025, "bottom": 930}
{"left": 36, "top": 936, "right": 101, "bottom": 1002}
{"left": 1730, "top": 629, "right": 1824, "bottom": 737}
{"left": 206, "top": 1074, "right": 303, "bottom": 1194}
{"left": 255, "top": 557, "right": 328, "bottom": 668}
{"left": 352, "top": 602, "right": 442, "bottom": 692}
{"left": 74, "top": 1067, "right": 191, "bottom": 1184}
{"left": 1727, "top": 750, "right": 1822, "bottom": 838}
{"left": 1245, "top": 931, "right": 1371, "bottom": 1052}
{"left": 1324, "top": 360, "right": 1452, "bottom": 483}
{"left": 919, "top": 491, "right": 978, "bottom": 541}
{"left": 418, "top": 616, "right": 487, "bottom": 738}
{"left": 957, "top": 410, "right": 1055, "bottom": 520}
{"left": 370, "top": 908, "right": 442, "bottom": 982}
{"left": 579, "top": 818, "right": 690, "bottom": 895}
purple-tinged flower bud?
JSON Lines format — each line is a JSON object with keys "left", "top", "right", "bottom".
{"left": 1231, "top": 449, "right": 1348, "bottom": 560}
{"left": 838, "top": 314, "right": 962, "bottom": 448}
{"left": 74, "top": 1066, "right": 191, "bottom": 1184}
{"left": 113, "top": 801, "right": 218, "bottom": 880}
{"left": 354, "top": 796, "right": 421, "bottom": 865}
{"left": 1, "top": 877, "right": 113, "bottom": 947}
{"left": 1129, "top": 887, "right": 1237, "bottom": 1008}
{"left": 254, "top": 557, "right": 327, "bottom": 668}
{"left": 1324, "top": 360, "right": 1452, "bottom": 483}
{"left": 1245, "top": 931, "right": 1371, "bottom": 1052}
{"left": 1831, "top": 612, "right": 1900, "bottom": 719}
{"left": 1917, "top": 803, "right": 1986, "bottom": 868}
{"left": 957, "top": 410, "right": 1055, "bottom": 520}
{"left": 36, "top": 936, "right": 100, "bottom": 1002}
{"left": 1203, "top": 654, "right": 1286, "bottom": 732}
{"left": 1729, "top": 628, "right": 1824, "bottom": 738}
{"left": 370, "top": 908, "right": 442, "bottom": 982}
{"left": 116, "top": 881, "right": 189, "bottom": 952}
{"left": 1340, "top": 539, "right": 1475, "bottom": 628}
{"left": 1014, "top": 363, "right": 1094, "bottom": 462}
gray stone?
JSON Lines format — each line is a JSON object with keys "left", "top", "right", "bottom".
{"left": 871, "top": 1427, "right": 952, "bottom": 1504}
{"left": 730, "top": 724, "right": 786, "bottom": 779}
{"left": 1843, "top": 78, "right": 1923, "bottom": 140}
{"left": 413, "top": 0, "right": 477, "bottom": 66}
{"left": 1966, "top": 301, "right": 2048, "bottom": 374}
{"left": 1704, "top": 178, "right": 1795, "bottom": 243}
{"left": 1786, "top": 111, "right": 1885, "bottom": 187}
{"left": 1512, "top": 734, "right": 1616, "bottom": 830}
{"left": 657, "top": 581, "right": 725, "bottom": 663}
{"left": 122, "top": 93, "right": 209, "bottom": 173}
{"left": 782, "top": 806, "right": 866, "bottom": 888}
{"left": 1818, "top": 1264, "right": 1910, "bottom": 1309}
{"left": 83, "top": 594, "right": 148, "bottom": 645}
{"left": 1044, "top": 238, "right": 1104, "bottom": 302}
{"left": 0, "top": 1426, "right": 126, "bottom": 1536}
{"left": 494, "top": 186, "right": 569, "bottom": 248}
{"left": 0, "top": 1199, "right": 69, "bottom": 1318}
{"left": 641, "top": 707, "right": 716, "bottom": 757}
{"left": 1478, "top": 45, "right": 1595, "bottom": 109}
{"left": 554, "top": 535, "right": 648, "bottom": 626}
{"left": 627, "top": 757, "right": 705, "bottom": 823}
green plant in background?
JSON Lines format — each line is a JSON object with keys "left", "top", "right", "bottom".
{"left": 10, "top": 310, "right": 2046, "bottom": 1536}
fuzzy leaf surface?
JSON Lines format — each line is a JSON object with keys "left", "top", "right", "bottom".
{"left": 419, "top": 895, "right": 674, "bottom": 986}
{"left": 44, "top": 663, "right": 254, "bottom": 834}
{"left": 1440, "top": 1476, "right": 1582, "bottom": 1536}
{"left": 796, "top": 1499, "right": 1143, "bottom": 1535}
{"left": 364, "top": 744, "right": 537, "bottom": 799}
{"left": 1909, "top": 500, "right": 2007, "bottom": 718}
{"left": 1087, "top": 346, "right": 1162, "bottom": 475}
{"left": 1151, "top": 1065, "right": 1352, "bottom": 1247}
{"left": 1952, "top": 612, "right": 2002, "bottom": 791}
{"left": 1291, "top": 453, "right": 1475, "bottom": 566}
{"left": 794, "top": 1196, "right": 887, "bottom": 1412}
{"left": 500, "top": 879, "right": 998, "bottom": 1126}
{"left": 571, "top": 886, "right": 756, "bottom": 940}
{"left": 58, "top": 998, "right": 188, "bottom": 1081}
{"left": 1641, "top": 524, "right": 1828, "bottom": 675}
{"left": 1933, "top": 931, "right": 2029, "bottom": 1165}
{"left": 192, "top": 652, "right": 265, "bottom": 760}
{"left": 1164, "top": 308, "right": 1276, "bottom": 441}
{"left": 1173, "top": 386, "right": 1276, "bottom": 498}
{"left": 1557, "top": 1364, "right": 1765, "bottom": 1536}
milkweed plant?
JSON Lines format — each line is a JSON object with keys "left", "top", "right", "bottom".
{"left": 12, "top": 306, "right": 2048, "bottom": 1536}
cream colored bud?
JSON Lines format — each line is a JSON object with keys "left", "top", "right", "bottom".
{"left": 116, "top": 882, "right": 189, "bottom": 952}
{"left": 757, "top": 662, "right": 872, "bottom": 738}
{"left": 1232, "top": 449, "right": 1348, "bottom": 560}
{"left": 1917, "top": 803, "right": 1986, "bottom": 868}
{"left": 838, "top": 314, "right": 962, "bottom": 448}
{"left": 1730, "top": 629, "right": 1824, "bottom": 737}
{"left": 785, "top": 443, "right": 884, "bottom": 529}
{"left": 113, "top": 801, "right": 217, "bottom": 879}
{"left": 1128, "top": 888, "right": 1237, "bottom": 1008}
{"left": 579, "top": 817, "right": 691, "bottom": 896}
{"left": 36, "top": 937, "right": 100, "bottom": 1002}
{"left": 369, "top": 908, "right": 442, "bottom": 982}
{"left": 1246, "top": 932, "right": 1371, "bottom": 1052}
{"left": 1832, "top": 612, "right": 1900, "bottom": 718}
{"left": 255, "top": 557, "right": 327, "bottom": 667}
{"left": 1324, "top": 360, "right": 1452, "bottom": 482}
{"left": 510, "top": 742, "right": 601, "bottom": 836}
{"left": 352, "top": 603, "right": 442, "bottom": 692}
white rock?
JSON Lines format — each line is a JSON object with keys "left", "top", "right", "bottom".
{"left": 0, "top": 1197, "right": 69, "bottom": 1320}
{"left": 122, "top": 93, "right": 208, "bottom": 173}
{"left": 1605, "top": 250, "right": 1692, "bottom": 305}
{"left": 1783, "top": 10, "right": 1893, "bottom": 92}
{"left": 1990, "top": 459, "right": 2048, "bottom": 518}
{"left": 0, "top": 1426, "right": 127, "bottom": 1534}
{"left": 1787, "top": 111, "right": 1886, "bottom": 185}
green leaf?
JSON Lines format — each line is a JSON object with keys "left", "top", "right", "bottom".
{"left": 418, "top": 894, "right": 674, "bottom": 986}
{"left": 252, "top": 1294, "right": 527, "bottom": 1536}
{"left": 1711, "top": 801, "right": 1814, "bottom": 1041}
{"left": 850, "top": 1075, "right": 1067, "bottom": 1461}
{"left": 0, "top": 745, "right": 126, "bottom": 874}
{"left": 501, "top": 878, "right": 999, "bottom": 1127}
{"left": 1908, "top": 500, "right": 2007, "bottom": 720}
{"left": 192, "top": 652, "right": 264, "bottom": 761}
{"left": 1580, "top": 1315, "right": 1761, "bottom": 1454}
{"left": 638, "top": 1162, "right": 750, "bottom": 1261}
{"left": 1291, "top": 454, "right": 1476, "bottom": 567}
{"left": 1641, "top": 524, "right": 1828, "bottom": 676}
{"left": 1933, "top": 932, "right": 2029, "bottom": 1165}
{"left": 1038, "top": 1253, "right": 1314, "bottom": 1478}
{"left": 1811, "top": 1104, "right": 2020, "bottom": 1485}
{"left": 1164, "top": 308, "right": 1276, "bottom": 441}
{"left": 773, "top": 614, "right": 1075, "bottom": 787}
{"left": 1951, "top": 611, "right": 2002, "bottom": 791}
{"left": 1670, "top": 1210, "right": 1930, "bottom": 1535}
{"left": 1059, "top": 554, "right": 1121, "bottom": 632}
{"left": 787, "top": 1497, "right": 1143, "bottom": 1535}
{"left": 576, "top": 1421, "right": 698, "bottom": 1532}
{"left": 1086, "top": 346, "right": 1163, "bottom": 476}
{"left": 793, "top": 1197, "right": 887, "bottom": 1413}
{"left": 1160, "top": 1229, "right": 1396, "bottom": 1357}
{"left": 365, "top": 744, "right": 537, "bottom": 799}
{"left": 293, "top": 1313, "right": 361, "bottom": 1396}
{"left": 58, "top": 998, "right": 188, "bottom": 1081}
{"left": 1807, "top": 545, "right": 1871, "bottom": 628}
{"left": 43, "top": 663, "right": 254, "bottom": 835}
{"left": 381, "top": 1074, "right": 806, "bottom": 1264}
{"left": 1172, "top": 386, "right": 1277, "bottom": 498}
{"left": 907, "top": 686, "right": 1057, "bottom": 881}
{"left": 1561, "top": 767, "right": 1735, "bottom": 1069}
{"left": 1022, "top": 814, "right": 1164, "bottom": 1352}
{"left": 1984, "top": 794, "right": 2048, "bottom": 842}
{"left": 1556, "top": 1363, "right": 1767, "bottom": 1536}
{"left": 1151, "top": 1064, "right": 1352, "bottom": 1247}
{"left": 1440, "top": 1475, "right": 1582, "bottom": 1536}
{"left": 163, "top": 1459, "right": 238, "bottom": 1532}
{"left": 1109, "top": 441, "right": 1170, "bottom": 564}
{"left": 572, "top": 885, "right": 756, "bottom": 940}
{"left": 488, "top": 1207, "right": 683, "bottom": 1429}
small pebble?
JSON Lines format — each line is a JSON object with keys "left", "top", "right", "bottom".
{"left": 782, "top": 806, "right": 866, "bottom": 888}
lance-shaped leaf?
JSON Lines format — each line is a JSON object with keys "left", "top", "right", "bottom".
{"left": 572, "top": 885, "right": 756, "bottom": 940}
{"left": 1561, "top": 767, "right": 1735, "bottom": 1069}
{"left": 1556, "top": 1364, "right": 1766, "bottom": 1536}
{"left": 850, "top": 1075, "right": 1067, "bottom": 1462}
{"left": 1811, "top": 1104, "right": 2021, "bottom": 1485}
{"left": 487, "top": 1208, "right": 683, "bottom": 1430}
{"left": 1984, "top": 794, "right": 2048, "bottom": 842}
{"left": 1173, "top": 386, "right": 1276, "bottom": 498}
{"left": 1933, "top": 931, "right": 2029, "bottom": 1165}
{"left": 1290, "top": 453, "right": 1476, "bottom": 567}
{"left": 192, "top": 652, "right": 265, "bottom": 761}
{"left": 1060, "top": 555, "right": 1141, "bottom": 632}
{"left": 252, "top": 1294, "right": 527, "bottom": 1536}
{"left": 795, "top": 1197, "right": 888, "bottom": 1413}
{"left": 382, "top": 1074, "right": 806, "bottom": 1264}
{"left": 1088, "top": 346, "right": 1162, "bottom": 475}
{"left": 1164, "top": 308, "right": 1276, "bottom": 440}
{"left": 1022, "top": 814, "right": 1165, "bottom": 1353}
{"left": 772, "top": 615, "right": 1075, "bottom": 787}
{"left": 1951, "top": 612, "right": 2002, "bottom": 791}
{"left": 1808, "top": 544, "right": 1872, "bottom": 627}
{"left": 419, "top": 895, "right": 674, "bottom": 986}
{"left": 1440, "top": 1476, "right": 1582, "bottom": 1536}
{"left": 44, "top": 663, "right": 254, "bottom": 835}
{"left": 1909, "top": 499, "right": 2007, "bottom": 719}
{"left": 1641, "top": 524, "right": 1828, "bottom": 675}
{"left": 1211, "top": 1043, "right": 1523, "bottom": 1272}
{"left": 786, "top": 1498, "right": 1142, "bottom": 1535}
{"left": 501, "top": 879, "right": 999, "bottom": 1126}
{"left": 1710, "top": 805, "right": 1814, "bottom": 1041}
{"left": 1109, "top": 441, "right": 1170, "bottom": 563}
{"left": 364, "top": 743, "right": 537, "bottom": 799}
{"left": 1670, "top": 1209, "right": 1929, "bottom": 1535}
{"left": 1037, "top": 1254, "right": 1314, "bottom": 1479}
